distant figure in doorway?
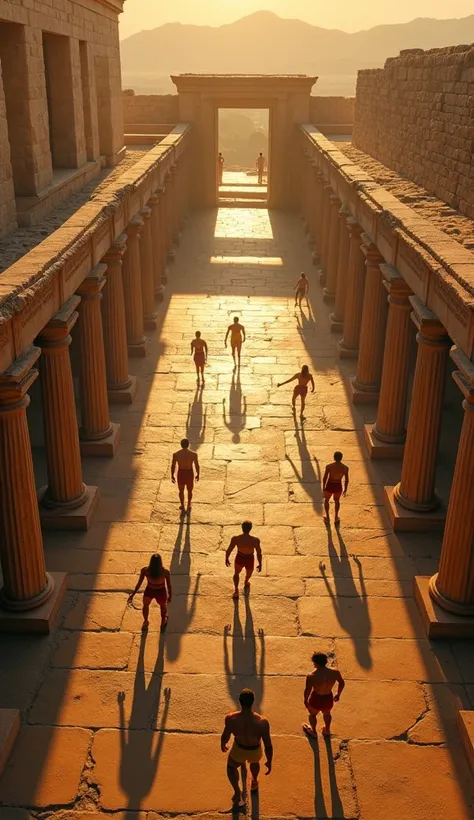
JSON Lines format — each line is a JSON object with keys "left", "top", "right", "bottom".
{"left": 303, "top": 651, "right": 345, "bottom": 737}
{"left": 225, "top": 316, "right": 246, "bottom": 366}
{"left": 221, "top": 688, "right": 273, "bottom": 806}
{"left": 277, "top": 364, "right": 315, "bottom": 418}
{"left": 171, "top": 438, "right": 200, "bottom": 512}
{"left": 225, "top": 521, "right": 262, "bottom": 599}
{"left": 322, "top": 451, "right": 349, "bottom": 526}
{"left": 128, "top": 553, "right": 172, "bottom": 632}
{"left": 294, "top": 272, "right": 309, "bottom": 307}
{"left": 191, "top": 331, "right": 208, "bottom": 384}
{"left": 218, "top": 152, "right": 225, "bottom": 186}
{"left": 256, "top": 152, "right": 266, "bottom": 184}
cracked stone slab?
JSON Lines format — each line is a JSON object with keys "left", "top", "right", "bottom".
{"left": 334, "top": 638, "right": 463, "bottom": 682}
{"left": 51, "top": 631, "right": 134, "bottom": 669}
{"left": 63, "top": 593, "right": 129, "bottom": 631}
{"left": 298, "top": 596, "right": 425, "bottom": 639}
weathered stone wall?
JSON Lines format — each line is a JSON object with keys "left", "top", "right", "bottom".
{"left": 123, "top": 93, "right": 180, "bottom": 125}
{"left": 353, "top": 45, "right": 474, "bottom": 218}
{"left": 310, "top": 96, "right": 355, "bottom": 125}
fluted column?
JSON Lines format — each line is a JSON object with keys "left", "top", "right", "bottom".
{"left": 156, "top": 185, "right": 168, "bottom": 285}
{"left": 319, "top": 184, "right": 332, "bottom": 284}
{"left": 393, "top": 297, "right": 450, "bottom": 513}
{"left": 0, "top": 348, "right": 55, "bottom": 612}
{"left": 37, "top": 297, "right": 99, "bottom": 530}
{"left": 140, "top": 205, "right": 158, "bottom": 330}
{"left": 338, "top": 221, "right": 365, "bottom": 358}
{"left": 330, "top": 209, "right": 351, "bottom": 332}
{"left": 307, "top": 162, "right": 318, "bottom": 248}
{"left": 350, "top": 235, "right": 388, "bottom": 403}
{"left": 163, "top": 171, "right": 175, "bottom": 264}
{"left": 101, "top": 236, "right": 136, "bottom": 405}
{"left": 123, "top": 215, "right": 147, "bottom": 358}
{"left": 366, "top": 266, "right": 413, "bottom": 457}
{"left": 312, "top": 170, "right": 325, "bottom": 265}
{"left": 76, "top": 265, "right": 120, "bottom": 457}
{"left": 148, "top": 192, "right": 165, "bottom": 302}
{"left": 323, "top": 194, "right": 342, "bottom": 303}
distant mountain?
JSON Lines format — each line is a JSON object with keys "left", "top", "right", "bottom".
{"left": 120, "top": 11, "right": 474, "bottom": 79}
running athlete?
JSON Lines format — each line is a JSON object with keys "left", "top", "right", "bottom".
{"left": 171, "top": 438, "right": 200, "bottom": 512}
{"left": 225, "top": 521, "right": 262, "bottom": 599}
{"left": 221, "top": 688, "right": 273, "bottom": 806}
{"left": 322, "top": 451, "right": 349, "bottom": 525}
{"left": 128, "top": 553, "right": 172, "bottom": 631}
{"left": 294, "top": 272, "right": 309, "bottom": 307}
{"left": 190, "top": 331, "right": 208, "bottom": 384}
{"left": 303, "top": 651, "right": 345, "bottom": 737}
{"left": 277, "top": 364, "right": 315, "bottom": 417}
{"left": 225, "top": 316, "right": 246, "bottom": 365}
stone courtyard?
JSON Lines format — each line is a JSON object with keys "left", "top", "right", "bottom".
{"left": 1, "top": 203, "right": 474, "bottom": 819}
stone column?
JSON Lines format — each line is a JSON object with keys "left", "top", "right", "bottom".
{"left": 330, "top": 209, "right": 351, "bottom": 332}
{"left": 148, "top": 192, "right": 165, "bottom": 302}
{"left": 365, "top": 266, "right": 412, "bottom": 457}
{"left": 312, "top": 170, "right": 325, "bottom": 265}
{"left": 140, "top": 205, "right": 158, "bottom": 330}
{"left": 323, "top": 194, "right": 342, "bottom": 303}
{"left": 123, "top": 215, "right": 147, "bottom": 357}
{"left": 350, "top": 235, "right": 388, "bottom": 403}
{"left": 157, "top": 186, "right": 168, "bottom": 285}
{"left": 319, "top": 184, "right": 333, "bottom": 285}
{"left": 101, "top": 235, "right": 136, "bottom": 405}
{"left": 37, "top": 296, "right": 99, "bottom": 530}
{"left": 0, "top": 348, "right": 54, "bottom": 612}
{"left": 164, "top": 172, "right": 176, "bottom": 265}
{"left": 76, "top": 264, "right": 120, "bottom": 457}
{"left": 338, "top": 221, "right": 365, "bottom": 358}
{"left": 389, "top": 297, "right": 450, "bottom": 520}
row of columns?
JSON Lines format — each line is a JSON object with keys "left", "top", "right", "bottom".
{"left": 0, "top": 162, "right": 188, "bottom": 617}
{"left": 300, "top": 154, "right": 474, "bottom": 623}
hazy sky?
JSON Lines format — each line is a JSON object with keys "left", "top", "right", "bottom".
{"left": 120, "top": 0, "right": 474, "bottom": 39}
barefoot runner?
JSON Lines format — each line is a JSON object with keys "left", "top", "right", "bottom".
{"left": 225, "top": 521, "right": 262, "bottom": 599}
{"left": 221, "top": 688, "right": 273, "bottom": 806}
{"left": 322, "top": 451, "right": 349, "bottom": 525}
{"left": 191, "top": 331, "right": 208, "bottom": 384}
{"left": 294, "top": 272, "right": 309, "bottom": 307}
{"left": 128, "top": 553, "right": 172, "bottom": 632}
{"left": 225, "top": 316, "right": 246, "bottom": 366}
{"left": 171, "top": 438, "right": 200, "bottom": 512}
{"left": 303, "top": 652, "right": 345, "bottom": 737}
{"left": 277, "top": 364, "right": 315, "bottom": 418}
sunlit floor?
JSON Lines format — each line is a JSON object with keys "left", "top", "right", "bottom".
{"left": 1, "top": 206, "right": 473, "bottom": 818}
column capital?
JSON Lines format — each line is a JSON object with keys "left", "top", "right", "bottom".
{"left": 346, "top": 216, "right": 363, "bottom": 237}
{"left": 338, "top": 205, "right": 350, "bottom": 221}
{"left": 155, "top": 184, "right": 165, "bottom": 196}
{"left": 102, "top": 233, "right": 127, "bottom": 264}
{"left": 140, "top": 205, "right": 152, "bottom": 221}
{"left": 125, "top": 214, "right": 143, "bottom": 237}
{"left": 409, "top": 295, "right": 450, "bottom": 344}
{"left": 148, "top": 193, "right": 159, "bottom": 207}
{"left": 450, "top": 346, "right": 474, "bottom": 406}
{"left": 37, "top": 296, "right": 80, "bottom": 347}
{"left": 329, "top": 193, "right": 341, "bottom": 206}
{"left": 0, "top": 347, "right": 40, "bottom": 407}
{"left": 380, "top": 263, "right": 412, "bottom": 301}
{"left": 76, "top": 264, "right": 107, "bottom": 300}
{"left": 361, "top": 232, "right": 384, "bottom": 265}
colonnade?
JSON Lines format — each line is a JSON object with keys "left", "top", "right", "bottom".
{"left": 0, "top": 160, "right": 188, "bottom": 622}
{"left": 300, "top": 149, "right": 474, "bottom": 631}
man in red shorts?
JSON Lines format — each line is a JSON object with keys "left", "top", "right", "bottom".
{"left": 171, "top": 438, "right": 200, "bottom": 512}
{"left": 322, "top": 450, "right": 349, "bottom": 526}
{"left": 190, "top": 330, "right": 208, "bottom": 384}
{"left": 303, "top": 651, "right": 345, "bottom": 737}
{"left": 225, "top": 520, "right": 262, "bottom": 599}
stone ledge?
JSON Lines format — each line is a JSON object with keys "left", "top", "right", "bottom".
{"left": 0, "top": 572, "right": 67, "bottom": 634}
{"left": 414, "top": 576, "right": 474, "bottom": 639}
{"left": 364, "top": 424, "right": 405, "bottom": 459}
{"left": 16, "top": 161, "right": 102, "bottom": 227}
{"left": 0, "top": 709, "right": 20, "bottom": 777}
{"left": 384, "top": 486, "right": 445, "bottom": 532}
{"left": 458, "top": 711, "right": 474, "bottom": 775}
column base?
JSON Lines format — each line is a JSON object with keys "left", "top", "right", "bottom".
{"left": 307, "top": 236, "right": 315, "bottom": 247}
{"left": 39, "top": 485, "right": 99, "bottom": 531}
{"left": 162, "top": 267, "right": 169, "bottom": 284}
{"left": 0, "top": 572, "right": 67, "bottom": 634}
{"left": 323, "top": 289, "right": 336, "bottom": 305}
{"left": 458, "top": 712, "right": 474, "bottom": 775}
{"left": 144, "top": 313, "right": 158, "bottom": 331}
{"left": 364, "top": 424, "right": 405, "bottom": 459}
{"left": 329, "top": 314, "right": 343, "bottom": 333}
{"left": 0, "top": 709, "right": 20, "bottom": 776}
{"left": 80, "top": 422, "right": 120, "bottom": 458}
{"left": 155, "top": 286, "right": 165, "bottom": 303}
{"left": 383, "top": 486, "right": 445, "bottom": 532}
{"left": 108, "top": 375, "right": 137, "bottom": 405}
{"left": 319, "top": 271, "right": 326, "bottom": 287}
{"left": 338, "top": 340, "right": 358, "bottom": 359}
{"left": 167, "top": 249, "right": 176, "bottom": 263}
{"left": 350, "top": 378, "right": 380, "bottom": 404}
{"left": 128, "top": 338, "right": 148, "bottom": 358}
{"left": 414, "top": 576, "right": 474, "bottom": 639}
{"left": 312, "top": 251, "right": 320, "bottom": 266}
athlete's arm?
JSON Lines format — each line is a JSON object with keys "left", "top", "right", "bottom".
{"left": 343, "top": 466, "right": 349, "bottom": 496}
{"left": 242, "top": 325, "right": 246, "bottom": 342}
{"left": 224, "top": 326, "right": 231, "bottom": 346}
{"left": 128, "top": 567, "right": 146, "bottom": 602}
{"left": 194, "top": 452, "right": 200, "bottom": 481}
{"left": 225, "top": 536, "right": 237, "bottom": 566}
{"left": 322, "top": 466, "right": 329, "bottom": 490}
{"left": 303, "top": 674, "right": 313, "bottom": 707}
{"left": 190, "top": 340, "right": 194, "bottom": 356}
{"left": 277, "top": 374, "right": 297, "bottom": 387}
{"left": 171, "top": 453, "right": 177, "bottom": 483}
{"left": 310, "top": 375, "right": 315, "bottom": 393}
{"left": 164, "top": 569, "right": 172, "bottom": 602}
{"left": 255, "top": 538, "right": 262, "bottom": 573}
{"left": 261, "top": 719, "right": 273, "bottom": 774}
{"left": 203, "top": 341, "right": 208, "bottom": 359}
{"left": 221, "top": 715, "right": 233, "bottom": 753}
{"left": 334, "top": 670, "right": 345, "bottom": 702}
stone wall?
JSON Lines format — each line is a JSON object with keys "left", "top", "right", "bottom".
{"left": 353, "top": 45, "right": 474, "bottom": 218}
{"left": 310, "top": 96, "right": 355, "bottom": 125}
{"left": 123, "top": 93, "right": 180, "bottom": 125}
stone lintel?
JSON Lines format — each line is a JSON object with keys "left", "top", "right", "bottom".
{"left": 458, "top": 711, "right": 474, "bottom": 774}
{"left": 450, "top": 346, "right": 474, "bottom": 400}
{"left": 414, "top": 576, "right": 474, "bottom": 639}
{"left": 39, "top": 486, "right": 99, "bottom": 531}
{"left": 0, "top": 709, "right": 20, "bottom": 777}
{"left": 80, "top": 422, "right": 120, "bottom": 458}
{"left": 0, "top": 572, "right": 67, "bottom": 634}
{"left": 0, "top": 346, "right": 40, "bottom": 402}
{"left": 384, "top": 486, "right": 445, "bottom": 532}
{"left": 107, "top": 375, "right": 137, "bottom": 405}
{"left": 102, "top": 233, "right": 127, "bottom": 262}
{"left": 76, "top": 264, "right": 107, "bottom": 296}
{"left": 364, "top": 424, "right": 405, "bottom": 460}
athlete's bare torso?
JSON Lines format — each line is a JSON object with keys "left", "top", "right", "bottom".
{"left": 296, "top": 277, "right": 308, "bottom": 293}
{"left": 226, "top": 710, "right": 268, "bottom": 747}
{"left": 231, "top": 533, "right": 260, "bottom": 556}
{"left": 191, "top": 338, "right": 206, "bottom": 353}
{"left": 229, "top": 323, "right": 245, "bottom": 343}
{"left": 326, "top": 461, "right": 349, "bottom": 482}
{"left": 306, "top": 666, "right": 340, "bottom": 696}
{"left": 173, "top": 449, "right": 198, "bottom": 471}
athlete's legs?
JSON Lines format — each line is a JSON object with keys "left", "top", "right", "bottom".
{"left": 159, "top": 601, "right": 168, "bottom": 628}
{"left": 186, "top": 480, "right": 193, "bottom": 510}
{"left": 250, "top": 761, "right": 260, "bottom": 789}
{"left": 142, "top": 596, "right": 151, "bottom": 627}
{"left": 178, "top": 484, "right": 185, "bottom": 510}
{"left": 227, "top": 757, "right": 243, "bottom": 805}
{"left": 322, "top": 709, "right": 332, "bottom": 735}
{"left": 334, "top": 495, "right": 341, "bottom": 523}
{"left": 244, "top": 564, "right": 254, "bottom": 588}
{"left": 300, "top": 393, "right": 306, "bottom": 416}
{"left": 233, "top": 563, "right": 244, "bottom": 597}
{"left": 323, "top": 492, "right": 331, "bottom": 523}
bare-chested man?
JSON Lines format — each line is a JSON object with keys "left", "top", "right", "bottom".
{"left": 225, "top": 520, "right": 262, "bottom": 599}
{"left": 190, "top": 330, "right": 208, "bottom": 384}
{"left": 218, "top": 152, "right": 225, "bottom": 186}
{"left": 322, "top": 450, "right": 349, "bottom": 526}
{"left": 294, "top": 272, "right": 309, "bottom": 307}
{"left": 171, "top": 438, "right": 200, "bottom": 512}
{"left": 303, "top": 651, "right": 345, "bottom": 737}
{"left": 256, "top": 152, "right": 265, "bottom": 185}
{"left": 221, "top": 688, "right": 273, "bottom": 806}
{"left": 225, "top": 316, "right": 246, "bottom": 366}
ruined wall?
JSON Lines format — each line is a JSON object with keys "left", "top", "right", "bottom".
{"left": 310, "top": 96, "right": 355, "bottom": 125}
{"left": 123, "top": 93, "right": 180, "bottom": 125}
{"left": 353, "top": 45, "right": 474, "bottom": 218}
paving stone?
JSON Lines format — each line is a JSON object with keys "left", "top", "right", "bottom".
{"left": 294, "top": 526, "right": 403, "bottom": 556}
{"left": 335, "top": 638, "right": 463, "bottom": 682}
{"left": 63, "top": 593, "right": 128, "bottom": 631}
{"left": 128, "top": 633, "right": 257, "bottom": 675}
{"left": 51, "top": 631, "right": 134, "bottom": 669}
{"left": 299, "top": 595, "right": 424, "bottom": 639}
{"left": 152, "top": 502, "right": 264, "bottom": 525}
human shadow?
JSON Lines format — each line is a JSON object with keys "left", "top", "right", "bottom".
{"left": 224, "top": 594, "right": 265, "bottom": 710}
{"left": 304, "top": 732, "right": 344, "bottom": 818}
{"left": 166, "top": 517, "right": 201, "bottom": 662}
{"left": 286, "top": 411, "right": 323, "bottom": 512}
{"left": 186, "top": 383, "right": 207, "bottom": 450}
{"left": 118, "top": 631, "right": 171, "bottom": 819}
{"left": 320, "top": 527, "right": 372, "bottom": 670}
{"left": 223, "top": 369, "right": 247, "bottom": 443}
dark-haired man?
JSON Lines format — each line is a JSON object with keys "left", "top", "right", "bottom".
{"left": 225, "top": 521, "right": 262, "bottom": 599}
{"left": 221, "top": 688, "right": 273, "bottom": 806}
{"left": 171, "top": 438, "right": 200, "bottom": 512}
{"left": 225, "top": 316, "right": 246, "bottom": 366}
{"left": 322, "top": 451, "right": 349, "bottom": 525}
{"left": 303, "top": 652, "right": 345, "bottom": 737}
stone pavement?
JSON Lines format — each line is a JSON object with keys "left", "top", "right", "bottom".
{"left": 1, "top": 206, "right": 474, "bottom": 819}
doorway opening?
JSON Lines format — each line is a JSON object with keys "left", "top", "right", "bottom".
{"left": 217, "top": 108, "right": 269, "bottom": 208}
